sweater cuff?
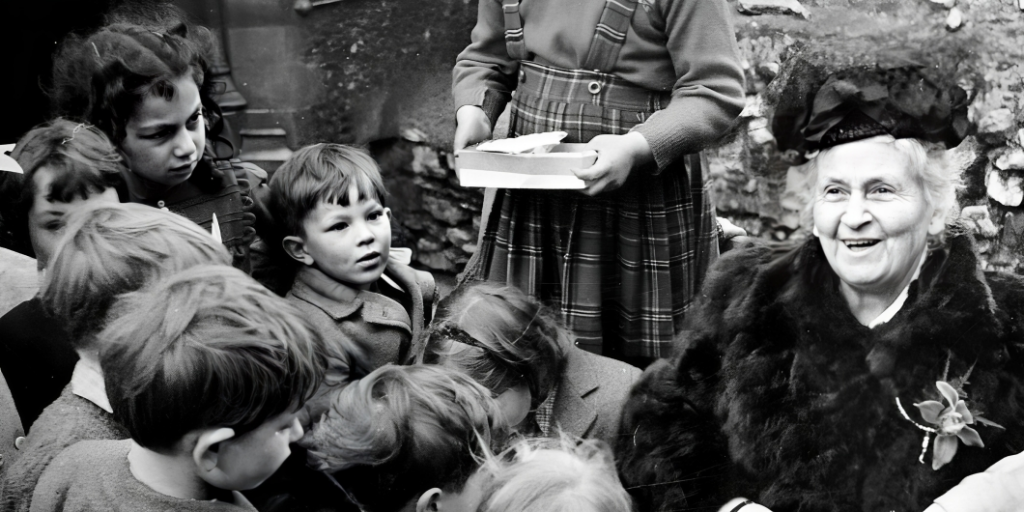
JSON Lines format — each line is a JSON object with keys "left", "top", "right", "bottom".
{"left": 453, "top": 88, "right": 511, "bottom": 129}
{"left": 481, "top": 89, "right": 512, "bottom": 127}
{"left": 632, "top": 95, "right": 743, "bottom": 173}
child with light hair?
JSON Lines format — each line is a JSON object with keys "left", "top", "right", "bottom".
{"left": 0, "top": 119, "right": 123, "bottom": 432}
{"left": 305, "top": 364, "right": 508, "bottom": 512}
{"left": 478, "top": 436, "right": 633, "bottom": 512}
{"left": 0, "top": 203, "right": 230, "bottom": 512}
{"left": 31, "top": 265, "right": 326, "bottom": 511}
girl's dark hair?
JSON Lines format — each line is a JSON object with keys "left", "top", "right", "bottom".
{"left": 51, "top": 19, "right": 211, "bottom": 143}
{"left": 418, "top": 283, "right": 569, "bottom": 409}
{"left": 4, "top": 119, "right": 125, "bottom": 258}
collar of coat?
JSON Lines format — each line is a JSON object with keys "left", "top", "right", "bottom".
{"left": 290, "top": 262, "right": 434, "bottom": 361}
{"left": 551, "top": 348, "right": 603, "bottom": 437}
{"left": 709, "top": 234, "right": 1019, "bottom": 413}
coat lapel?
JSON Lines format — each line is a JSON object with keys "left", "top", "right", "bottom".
{"left": 552, "top": 349, "right": 600, "bottom": 438}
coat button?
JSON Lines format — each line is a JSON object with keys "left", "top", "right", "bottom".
{"left": 14, "top": 436, "right": 25, "bottom": 450}
{"left": 587, "top": 81, "right": 602, "bottom": 95}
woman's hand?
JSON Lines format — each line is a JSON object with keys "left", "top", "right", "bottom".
{"left": 454, "top": 105, "right": 493, "bottom": 150}
{"left": 572, "top": 132, "right": 654, "bottom": 196}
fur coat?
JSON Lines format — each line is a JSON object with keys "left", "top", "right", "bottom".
{"left": 617, "top": 235, "right": 1024, "bottom": 512}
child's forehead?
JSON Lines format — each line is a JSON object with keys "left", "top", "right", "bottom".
{"left": 307, "top": 192, "right": 382, "bottom": 218}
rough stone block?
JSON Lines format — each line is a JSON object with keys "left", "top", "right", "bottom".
{"left": 417, "top": 251, "right": 456, "bottom": 272}
{"left": 987, "top": 166, "right": 1024, "bottom": 207}
{"left": 736, "top": 0, "right": 810, "bottom": 19}
{"left": 960, "top": 205, "right": 1000, "bottom": 238}
{"left": 446, "top": 227, "right": 475, "bottom": 247}
{"left": 423, "top": 195, "right": 472, "bottom": 226}
{"left": 994, "top": 148, "right": 1024, "bottom": 171}
{"left": 977, "top": 108, "right": 1015, "bottom": 136}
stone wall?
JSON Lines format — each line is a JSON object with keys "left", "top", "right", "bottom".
{"left": 712, "top": 0, "right": 1024, "bottom": 273}
{"left": 286, "top": 0, "right": 1024, "bottom": 275}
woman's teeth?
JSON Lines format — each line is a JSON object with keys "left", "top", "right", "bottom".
{"left": 845, "top": 240, "right": 879, "bottom": 248}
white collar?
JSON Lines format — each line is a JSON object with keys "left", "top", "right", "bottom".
{"left": 70, "top": 355, "right": 113, "bottom": 414}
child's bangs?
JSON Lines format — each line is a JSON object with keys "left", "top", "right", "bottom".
{"left": 317, "top": 167, "right": 386, "bottom": 208}
{"left": 43, "top": 152, "right": 124, "bottom": 204}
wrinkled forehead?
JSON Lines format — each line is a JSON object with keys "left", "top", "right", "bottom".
{"left": 814, "top": 139, "right": 919, "bottom": 184}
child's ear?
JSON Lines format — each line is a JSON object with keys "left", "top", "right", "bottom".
{"left": 282, "top": 236, "right": 315, "bottom": 266}
{"left": 414, "top": 488, "right": 443, "bottom": 512}
{"left": 384, "top": 207, "right": 392, "bottom": 220}
{"left": 192, "top": 427, "right": 236, "bottom": 473}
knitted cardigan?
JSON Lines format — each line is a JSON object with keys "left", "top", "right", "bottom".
{"left": 617, "top": 235, "right": 1024, "bottom": 512}
{"left": 0, "top": 386, "right": 128, "bottom": 512}
{"left": 30, "top": 440, "right": 257, "bottom": 512}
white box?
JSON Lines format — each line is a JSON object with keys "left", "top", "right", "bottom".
{"left": 455, "top": 143, "right": 597, "bottom": 189}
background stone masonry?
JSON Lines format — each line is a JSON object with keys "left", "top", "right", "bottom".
{"left": 296, "top": 0, "right": 1024, "bottom": 276}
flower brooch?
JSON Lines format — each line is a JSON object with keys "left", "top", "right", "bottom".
{"left": 896, "top": 380, "right": 1004, "bottom": 470}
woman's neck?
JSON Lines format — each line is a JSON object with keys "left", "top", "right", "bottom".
{"left": 840, "top": 250, "right": 927, "bottom": 326}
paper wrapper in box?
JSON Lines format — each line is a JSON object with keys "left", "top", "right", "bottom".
{"left": 455, "top": 143, "right": 597, "bottom": 189}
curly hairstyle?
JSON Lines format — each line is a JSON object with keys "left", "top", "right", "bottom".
{"left": 51, "top": 20, "right": 211, "bottom": 143}
{"left": 417, "top": 282, "right": 569, "bottom": 411}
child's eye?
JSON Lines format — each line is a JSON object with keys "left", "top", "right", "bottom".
{"left": 141, "top": 130, "right": 170, "bottom": 141}
{"left": 367, "top": 211, "right": 382, "bottom": 221}
{"left": 187, "top": 111, "right": 203, "bottom": 128}
{"left": 330, "top": 222, "right": 349, "bottom": 231}
{"left": 45, "top": 221, "right": 64, "bottom": 232}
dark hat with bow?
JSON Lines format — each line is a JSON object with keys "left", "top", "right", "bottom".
{"left": 772, "top": 64, "right": 972, "bottom": 156}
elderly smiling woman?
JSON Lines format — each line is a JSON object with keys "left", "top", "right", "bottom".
{"left": 616, "top": 68, "right": 1024, "bottom": 512}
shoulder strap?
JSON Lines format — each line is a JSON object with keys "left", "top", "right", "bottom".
{"left": 582, "top": 0, "right": 639, "bottom": 72}
{"left": 501, "top": 0, "right": 530, "bottom": 60}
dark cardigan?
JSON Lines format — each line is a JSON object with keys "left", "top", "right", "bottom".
{"left": 617, "top": 235, "right": 1024, "bottom": 512}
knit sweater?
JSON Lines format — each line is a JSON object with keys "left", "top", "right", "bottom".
{"left": 452, "top": 0, "right": 745, "bottom": 169}
{"left": 0, "top": 385, "right": 128, "bottom": 512}
{"left": 30, "top": 440, "right": 257, "bottom": 512}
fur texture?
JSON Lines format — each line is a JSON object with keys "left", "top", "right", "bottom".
{"left": 617, "top": 235, "right": 1024, "bottom": 512}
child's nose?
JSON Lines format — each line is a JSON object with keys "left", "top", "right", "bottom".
{"left": 171, "top": 127, "right": 196, "bottom": 159}
{"left": 354, "top": 222, "right": 375, "bottom": 245}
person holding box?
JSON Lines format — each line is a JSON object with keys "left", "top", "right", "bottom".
{"left": 452, "top": 0, "right": 745, "bottom": 363}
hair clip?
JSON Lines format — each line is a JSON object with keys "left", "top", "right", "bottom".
{"left": 61, "top": 123, "right": 86, "bottom": 145}
{"left": 91, "top": 42, "right": 101, "bottom": 59}
{"left": 433, "top": 323, "right": 488, "bottom": 350}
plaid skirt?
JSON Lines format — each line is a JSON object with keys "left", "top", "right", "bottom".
{"left": 469, "top": 62, "right": 718, "bottom": 358}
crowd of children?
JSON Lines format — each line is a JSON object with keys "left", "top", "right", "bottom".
{"left": 0, "top": 9, "right": 639, "bottom": 512}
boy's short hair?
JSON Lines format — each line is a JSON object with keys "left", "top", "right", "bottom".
{"left": 100, "top": 265, "right": 327, "bottom": 451}
{"left": 306, "top": 364, "right": 508, "bottom": 512}
{"left": 479, "top": 436, "right": 633, "bottom": 512}
{"left": 267, "top": 143, "right": 388, "bottom": 239}
{"left": 42, "top": 202, "right": 231, "bottom": 346}
{"left": 3, "top": 119, "right": 125, "bottom": 257}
